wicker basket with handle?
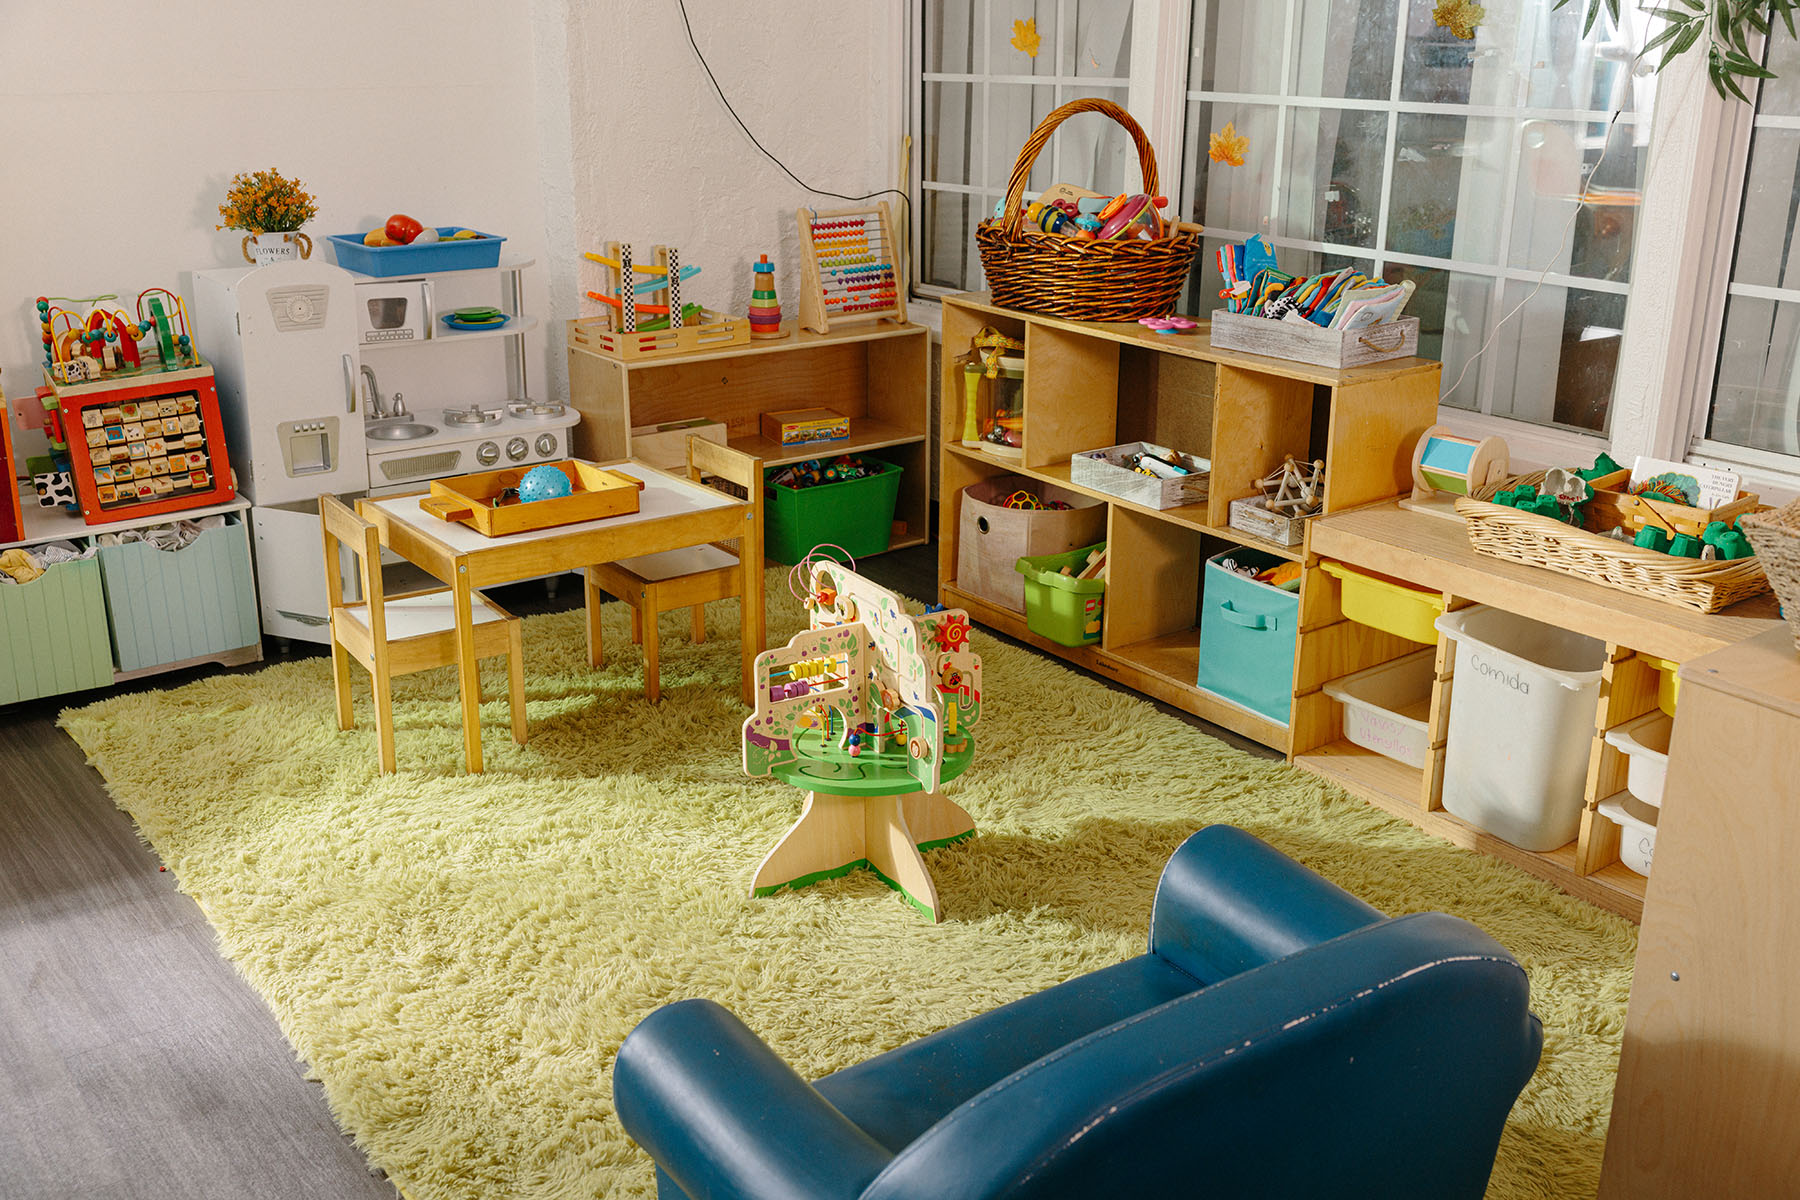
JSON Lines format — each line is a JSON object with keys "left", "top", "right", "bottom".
{"left": 975, "top": 98, "right": 1201, "bottom": 322}
{"left": 1739, "top": 498, "right": 1800, "bottom": 648}
{"left": 1456, "top": 471, "right": 1770, "bottom": 615}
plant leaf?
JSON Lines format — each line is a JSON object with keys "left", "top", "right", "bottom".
{"left": 1605, "top": 0, "right": 1621, "bottom": 23}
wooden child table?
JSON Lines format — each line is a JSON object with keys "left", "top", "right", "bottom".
{"left": 359, "top": 459, "right": 762, "bottom": 772}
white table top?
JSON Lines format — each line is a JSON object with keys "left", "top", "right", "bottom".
{"left": 364, "top": 461, "right": 741, "bottom": 554}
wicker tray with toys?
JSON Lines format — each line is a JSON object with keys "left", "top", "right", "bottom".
{"left": 1455, "top": 455, "right": 1769, "bottom": 614}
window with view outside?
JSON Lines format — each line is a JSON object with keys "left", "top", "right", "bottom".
{"left": 1708, "top": 35, "right": 1800, "bottom": 463}
{"left": 918, "top": 1, "right": 1136, "bottom": 294}
{"left": 1181, "top": 0, "right": 1654, "bottom": 435}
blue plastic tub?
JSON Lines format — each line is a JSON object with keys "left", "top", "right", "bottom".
{"left": 327, "top": 228, "right": 505, "bottom": 276}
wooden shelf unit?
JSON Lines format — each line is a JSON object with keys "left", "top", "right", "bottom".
{"left": 567, "top": 318, "right": 930, "bottom": 554}
{"left": 1295, "top": 501, "right": 1781, "bottom": 921}
{"left": 936, "top": 293, "right": 1442, "bottom": 749}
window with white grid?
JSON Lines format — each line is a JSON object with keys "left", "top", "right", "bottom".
{"left": 917, "top": 1, "right": 1137, "bottom": 295}
{"left": 1181, "top": 0, "right": 1655, "bottom": 435}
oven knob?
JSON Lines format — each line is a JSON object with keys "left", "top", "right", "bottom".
{"left": 505, "top": 436, "right": 530, "bottom": 462}
{"left": 476, "top": 440, "right": 500, "bottom": 466}
{"left": 535, "top": 434, "right": 558, "bottom": 457}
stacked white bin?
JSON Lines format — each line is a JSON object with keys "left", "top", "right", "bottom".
{"left": 1434, "top": 606, "right": 1606, "bottom": 852}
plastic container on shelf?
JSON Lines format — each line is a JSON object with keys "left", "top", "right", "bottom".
{"left": 326, "top": 229, "right": 506, "bottom": 276}
{"left": 1598, "top": 797, "right": 1657, "bottom": 876}
{"left": 1639, "top": 653, "right": 1680, "bottom": 715}
{"left": 1321, "top": 649, "right": 1436, "bottom": 769}
{"left": 1319, "top": 560, "right": 1446, "bottom": 644}
{"left": 1603, "top": 710, "right": 1673, "bottom": 808}
{"left": 1014, "top": 542, "right": 1106, "bottom": 646}
{"left": 1433, "top": 605, "right": 1607, "bottom": 852}
{"left": 762, "top": 457, "right": 902, "bottom": 564}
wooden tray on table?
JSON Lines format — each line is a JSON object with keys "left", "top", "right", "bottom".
{"left": 418, "top": 460, "right": 644, "bottom": 537}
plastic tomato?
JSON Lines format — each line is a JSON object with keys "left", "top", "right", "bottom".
{"left": 384, "top": 214, "right": 424, "bottom": 245}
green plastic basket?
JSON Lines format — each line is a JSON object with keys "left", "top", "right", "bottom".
{"left": 1015, "top": 541, "right": 1107, "bottom": 646}
{"left": 763, "top": 457, "right": 903, "bottom": 564}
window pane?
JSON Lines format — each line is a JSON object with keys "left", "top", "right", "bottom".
{"left": 1508, "top": 119, "right": 1646, "bottom": 283}
{"left": 1292, "top": 0, "right": 1398, "bottom": 99}
{"left": 925, "top": 0, "right": 981, "bottom": 74}
{"left": 1190, "top": 0, "right": 1287, "bottom": 93}
{"left": 1711, "top": 296, "right": 1800, "bottom": 456}
{"left": 1758, "top": 33, "right": 1800, "bottom": 118}
{"left": 1383, "top": 263, "right": 1494, "bottom": 411}
{"left": 1059, "top": 85, "right": 1137, "bottom": 192}
{"left": 1485, "top": 280, "right": 1625, "bottom": 433}
{"left": 1399, "top": 0, "right": 1484, "bottom": 104}
{"left": 1185, "top": 100, "right": 1280, "bottom": 236}
{"left": 1284, "top": 107, "right": 1389, "bottom": 248}
{"left": 1068, "top": 0, "right": 1132, "bottom": 77}
{"left": 1388, "top": 113, "right": 1504, "bottom": 263}
{"left": 991, "top": 0, "right": 1057, "bottom": 76}
{"left": 1731, "top": 128, "right": 1800, "bottom": 290}
{"left": 987, "top": 85, "right": 1058, "bottom": 193}
{"left": 923, "top": 83, "right": 980, "bottom": 189}
{"left": 922, "top": 190, "right": 982, "bottom": 291}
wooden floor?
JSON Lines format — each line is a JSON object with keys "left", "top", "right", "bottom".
{"left": 0, "top": 547, "right": 1270, "bottom": 1197}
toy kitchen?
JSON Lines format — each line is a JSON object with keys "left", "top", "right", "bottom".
{"left": 192, "top": 258, "right": 576, "bottom": 642}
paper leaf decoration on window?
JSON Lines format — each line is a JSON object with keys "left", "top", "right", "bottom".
{"left": 1010, "top": 18, "right": 1040, "bottom": 58}
{"left": 1432, "top": 0, "right": 1486, "bottom": 40}
{"left": 1209, "top": 122, "right": 1248, "bottom": 167}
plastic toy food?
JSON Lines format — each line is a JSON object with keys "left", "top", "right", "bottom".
{"left": 363, "top": 229, "right": 395, "bottom": 247}
{"left": 385, "top": 214, "right": 425, "bottom": 245}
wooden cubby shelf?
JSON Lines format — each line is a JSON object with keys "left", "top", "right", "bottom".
{"left": 568, "top": 318, "right": 931, "bottom": 555}
{"left": 936, "top": 292, "right": 1441, "bottom": 755}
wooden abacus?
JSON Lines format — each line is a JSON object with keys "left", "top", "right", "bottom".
{"left": 796, "top": 203, "right": 907, "bottom": 334}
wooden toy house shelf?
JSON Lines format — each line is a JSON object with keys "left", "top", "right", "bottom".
{"left": 936, "top": 292, "right": 1443, "bottom": 755}
{"left": 567, "top": 319, "right": 930, "bottom": 555}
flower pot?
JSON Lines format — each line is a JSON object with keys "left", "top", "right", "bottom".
{"left": 241, "top": 231, "right": 312, "bottom": 265}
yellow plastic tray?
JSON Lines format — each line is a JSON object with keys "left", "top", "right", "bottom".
{"left": 1320, "top": 560, "right": 1446, "bottom": 644}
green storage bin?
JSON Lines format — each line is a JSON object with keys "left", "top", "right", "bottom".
{"left": 1015, "top": 541, "right": 1106, "bottom": 646}
{"left": 1195, "top": 548, "right": 1300, "bottom": 725}
{"left": 97, "top": 516, "right": 260, "bottom": 672}
{"left": 764, "top": 457, "right": 903, "bottom": 564}
{"left": 1, "top": 551, "right": 113, "bottom": 704}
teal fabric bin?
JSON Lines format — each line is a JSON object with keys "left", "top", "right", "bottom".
{"left": 0, "top": 553, "right": 113, "bottom": 704}
{"left": 98, "top": 516, "right": 260, "bottom": 672}
{"left": 1195, "top": 549, "right": 1300, "bottom": 725}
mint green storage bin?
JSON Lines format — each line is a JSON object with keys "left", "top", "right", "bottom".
{"left": 1015, "top": 541, "right": 1106, "bottom": 646}
{"left": 1195, "top": 549, "right": 1300, "bottom": 725}
{"left": 98, "top": 516, "right": 260, "bottom": 673}
{"left": 1, "top": 553, "right": 113, "bottom": 704}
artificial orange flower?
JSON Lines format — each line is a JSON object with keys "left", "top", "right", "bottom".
{"left": 1209, "top": 122, "right": 1248, "bottom": 167}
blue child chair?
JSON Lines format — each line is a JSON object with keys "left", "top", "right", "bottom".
{"left": 613, "top": 825, "right": 1543, "bottom": 1200}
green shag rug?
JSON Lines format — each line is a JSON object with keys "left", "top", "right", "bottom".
{"left": 59, "top": 571, "right": 1635, "bottom": 1199}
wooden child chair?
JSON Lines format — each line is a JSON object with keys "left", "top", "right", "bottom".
{"left": 319, "top": 495, "right": 527, "bottom": 773}
{"left": 585, "top": 438, "right": 764, "bottom": 705}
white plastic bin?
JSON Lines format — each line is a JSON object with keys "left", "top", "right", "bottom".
{"left": 1597, "top": 798, "right": 1656, "bottom": 876}
{"left": 1602, "top": 710, "right": 1672, "bottom": 808}
{"left": 1322, "top": 649, "right": 1436, "bottom": 769}
{"left": 1434, "top": 606, "right": 1606, "bottom": 852}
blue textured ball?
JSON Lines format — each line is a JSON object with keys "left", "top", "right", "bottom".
{"left": 517, "top": 464, "right": 573, "bottom": 503}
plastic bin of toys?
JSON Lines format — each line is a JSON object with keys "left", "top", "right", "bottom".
{"left": 326, "top": 229, "right": 505, "bottom": 276}
{"left": 957, "top": 477, "right": 1106, "bottom": 613}
{"left": 1015, "top": 542, "right": 1107, "bottom": 647}
{"left": 763, "top": 456, "right": 903, "bottom": 564}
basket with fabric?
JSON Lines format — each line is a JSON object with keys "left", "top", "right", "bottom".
{"left": 975, "top": 98, "right": 1201, "bottom": 322}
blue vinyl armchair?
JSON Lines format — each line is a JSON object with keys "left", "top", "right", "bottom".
{"left": 613, "top": 825, "right": 1543, "bottom": 1200}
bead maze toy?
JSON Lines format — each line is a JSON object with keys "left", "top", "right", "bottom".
{"left": 797, "top": 204, "right": 907, "bottom": 334}
{"left": 25, "top": 288, "right": 235, "bottom": 524}
{"left": 573, "top": 241, "right": 749, "bottom": 360}
{"left": 742, "top": 552, "right": 982, "bottom": 921}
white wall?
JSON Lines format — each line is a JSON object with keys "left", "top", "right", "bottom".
{"left": 0, "top": 0, "right": 903, "bottom": 472}
{"left": 561, "top": 0, "right": 904, "bottom": 328}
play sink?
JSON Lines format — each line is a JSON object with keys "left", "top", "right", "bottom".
{"left": 365, "top": 421, "right": 437, "bottom": 442}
